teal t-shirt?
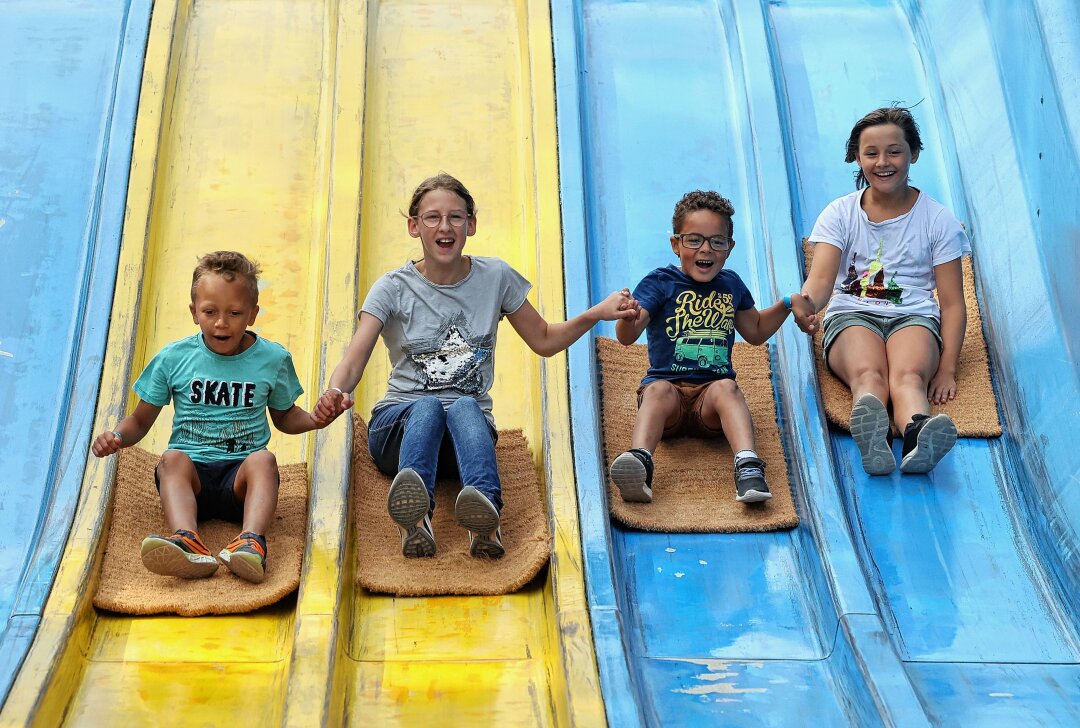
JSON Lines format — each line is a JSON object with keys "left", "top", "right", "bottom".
{"left": 133, "top": 332, "right": 303, "bottom": 463}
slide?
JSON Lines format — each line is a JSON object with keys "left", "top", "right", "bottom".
{"left": 557, "top": 0, "right": 1080, "bottom": 725}
{"left": 0, "top": 0, "right": 151, "bottom": 705}
{"left": 2, "top": 1, "right": 604, "bottom": 724}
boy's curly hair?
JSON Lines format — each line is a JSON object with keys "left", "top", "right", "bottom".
{"left": 191, "top": 251, "right": 261, "bottom": 304}
{"left": 672, "top": 190, "right": 735, "bottom": 233}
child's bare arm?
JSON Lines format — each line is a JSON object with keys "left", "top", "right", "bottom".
{"left": 733, "top": 299, "right": 788, "bottom": 346}
{"left": 615, "top": 304, "right": 650, "bottom": 345}
{"left": 91, "top": 400, "right": 162, "bottom": 457}
{"left": 314, "top": 312, "right": 384, "bottom": 423}
{"left": 797, "top": 244, "right": 843, "bottom": 334}
{"left": 507, "top": 289, "right": 637, "bottom": 357}
{"left": 929, "top": 258, "right": 966, "bottom": 404}
{"left": 270, "top": 404, "right": 322, "bottom": 434}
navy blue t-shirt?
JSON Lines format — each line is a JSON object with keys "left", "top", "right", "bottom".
{"left": 632, "top": 265, "right": 755, "bottom": 385}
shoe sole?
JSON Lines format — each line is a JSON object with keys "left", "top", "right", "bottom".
{"left": 850, "top": 394, "right": 896, "bottom": 475}
{"left": 736, "top": 488, "right": 772, "bottom": 503}
{"left": 141, "top": 539, "right": 218, "bottom": 579}
{"left": 456, "top": 487, "right": 504, "bottom": 559}
{"left": 219, "top": 550, "right": 266, "bottom": 583}
{"left": 901, "top": 414, "right": 957, "bottom": 473}
{"left": 610, "top": 452, "right": 653, "bottom": 503}
{"left": 387, "top": 469, "right": 435, "bottom": 558}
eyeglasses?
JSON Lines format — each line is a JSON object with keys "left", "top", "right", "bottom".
{"left": 675, "top": 233, "right": 732, "bottom": 251}
{"left": 413, "top": 211, "right": 471, "bottom": 228}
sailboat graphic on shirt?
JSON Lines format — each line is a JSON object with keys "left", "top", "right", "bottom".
{"left": 841, "top": 238, "right": 903, "bottom": 305}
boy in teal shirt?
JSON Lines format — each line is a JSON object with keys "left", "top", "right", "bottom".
{"left": 92, "top": 251, "right": 330, "bottom": 582}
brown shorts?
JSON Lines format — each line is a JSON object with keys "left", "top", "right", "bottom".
{"left": 636, "top": 379, "right": 728, "bottom": 438}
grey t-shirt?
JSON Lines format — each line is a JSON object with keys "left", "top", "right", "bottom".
{"left": 362, "top": 256, "right": 532, "bottom": 425}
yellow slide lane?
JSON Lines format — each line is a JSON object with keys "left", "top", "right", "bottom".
{"left": 319, "top": 1, "right": 605, "bottom": 724}
{"left": 2, "top": 0, "right": 355, "bottom": 723}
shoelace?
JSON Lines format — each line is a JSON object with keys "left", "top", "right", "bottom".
{"left": 227, "top": 533, "right": 266, "bottom": 557}
{"left": 737, "top": 464, "right": 765, "bottom": 480}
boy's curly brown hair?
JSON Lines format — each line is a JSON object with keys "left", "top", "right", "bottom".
{"left": 672, "top": 190, "right": 735, "bottom": 233}
{"left": 190, "top": 251, "right": 261, "bottom": 304}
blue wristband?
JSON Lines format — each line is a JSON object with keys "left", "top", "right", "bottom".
{"left": 783, "top": 295, "right": 792, "bottom": 310}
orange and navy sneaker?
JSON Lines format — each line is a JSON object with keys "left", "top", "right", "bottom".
{"left": 140, "top": 529, "right": 219, "bottom": 578}
{"left": 218, "top": 531, "right": 267, "bottom": 583}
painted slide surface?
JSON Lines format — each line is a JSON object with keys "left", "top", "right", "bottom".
{"left": 0, "top": 0, "right": 151, "bottom": 705}
{"left": 556, "top": 0, "right": 1080, "bottom": 725}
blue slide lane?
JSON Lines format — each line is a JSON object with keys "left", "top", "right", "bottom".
{"left": 0, "top": 0, "right": 151, "bottom": 704}
{"left": 555, "top": 0, "right": 1080, "bottom": 725}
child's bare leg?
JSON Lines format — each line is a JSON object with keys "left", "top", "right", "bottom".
{"left": 631, "top": 381, "right": 682, "bottom": 452}
{"left": 885, "top": 326, "right": 939, "bottom": 430}
{"left": 157, "top": 449, "right": 201, "bottom": 533}
{"left": 233, "top": 450, "right": 280, "bottom": 535}
{"left": 827, "top": 327, "right": 890, "bottom": 406}
{"left": 698, "top": 379, "right": 754, "bottom": 452}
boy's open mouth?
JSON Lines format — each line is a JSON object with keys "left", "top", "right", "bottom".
{"left": 694, "top": 259, "right": 716, "bottom": 271}
{"left": 435, "top": 237, "right": 455, "bottom": 249}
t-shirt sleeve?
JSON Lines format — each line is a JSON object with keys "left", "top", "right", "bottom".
{"left": 806, "top": 198, "right": 847, "bottom": 250}
{"left": 499, "top": 260, "right": 532, "bottom": 316}
{"left": 930, "top": 207, "right": 968, "bottom": 264}
{"left": 132, "top": 348, "right": 173, "bottom": 407}
{"left": 268, "top": 351, "right": 304, "bottom": 411}
{"left": 632, "top": 270, "right": 665, "bottom": 317}
{"left": 360, "top": 274, "right": 396, "bottom": 323}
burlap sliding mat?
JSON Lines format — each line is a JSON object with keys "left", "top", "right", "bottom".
{"left": 93, "top": 447, "right": 308, "bottom": 616}
{"left": 596, "top": 337, "right": 799, "bottom": 533}
{"left": 802, "top": 241, "right": 1001, "bottom": 437}
{"left": 352, "top": 414, "right": 551, "bottom": 596}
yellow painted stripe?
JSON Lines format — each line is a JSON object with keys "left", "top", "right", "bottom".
{"left": 326, "top": 1, "right": 605, "bottom": 724}
{"left": 2, "top": 0, "right": 351, "bottom": 723}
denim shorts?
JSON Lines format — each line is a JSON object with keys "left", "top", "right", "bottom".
{"left": 155, "top": 456, "right": 246, "bottom": 522}
{"left": 637, "top": 379, "right": 729, "bottom": 438}
{"left": 822, "top": 311, "right": 942, "bottom": 372}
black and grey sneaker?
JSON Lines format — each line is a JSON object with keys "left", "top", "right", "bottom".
{"left": 900, "top": 413, "right": 957, "bottom": 473}
{"left": 734, "top": 457, "right": 772, "bottom": 503}
{"left": 387, "top": 468, "right": 436, "bottom": 558}
{"left": 455, "top": 486, "right": 504, "bottom": 559}
{"left": 850, "top": 393, "right": 896, "bottom": 475}
{"left": 609, "top": 448, "right": 654, "bottom": 503}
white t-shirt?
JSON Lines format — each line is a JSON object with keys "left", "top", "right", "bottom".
{"left": 807, "top": 189, "right": 967, "bottom": 321}
{"left": 361, "top": 256, "right": 532, "bottom": 426}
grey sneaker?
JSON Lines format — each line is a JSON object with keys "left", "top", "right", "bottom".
{"left": 900, "top": 413, "right": 957, "bottom": 473}
{"left": 734, "top": 457, "right": 772, "bottom": 503}
{"left": 387, "top": 468, "right": 436, "bottom": 558}
{"left": 850, "top": 393, "right": 896, "bottom": 475}
{"left": 610, "top": 449, "right": 654, "bottom": 503}
{"left": 140, "top": 529, "right": 219, "bottom": 579}
{"left": 455, "top": 486, "right": 504, "bottom": 559}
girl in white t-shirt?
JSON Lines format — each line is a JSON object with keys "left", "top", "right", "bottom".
{"left": 797, "top": 107, "right": 967, "bottom": 476}
{"left": 314, "top": 174, "right": 635, "bottom": 559}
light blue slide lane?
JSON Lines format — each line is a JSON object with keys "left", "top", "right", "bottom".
{"left": 554, "top": 1, "right": 928, "bottom": 724}
{"left": 767, "top": 0, "right": 1080, "bottom": 723}
{"left": 0, "top": 0, "right": 151, "bottom": 704}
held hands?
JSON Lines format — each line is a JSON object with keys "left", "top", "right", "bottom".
{"left": 91, "top": 430, "right": 123, "bottom": 458}
{"left": 312, "top": 387, "right": 354, "bottom": 427}
{"left": 596, "top": 288, "right": 640, "bottom": 322}
{"left": 789, "top": 293, "right": 819, "bottom": 335}
{"left": 928, "top": 369, "right": 958, "bottom": 406}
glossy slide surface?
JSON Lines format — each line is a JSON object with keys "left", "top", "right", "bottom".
{"left": 0, "top": 0, "right": 151, "bottom": 705}
{"left": 319, "top": 1, "right": 604, "bottom": 724}
{"left": 556, "top": 0, "right": 1080, "bottom": 725}
{"left": 3, "top": 0, "right": 349, "bottom": 723}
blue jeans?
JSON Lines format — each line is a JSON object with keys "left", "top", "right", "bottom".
{"left": 368, "top": 396, "right": 502, "bottom": 513}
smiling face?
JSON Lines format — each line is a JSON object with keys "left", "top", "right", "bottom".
{"left": 189, "top": 272, "right": 259, "bottom": 356}
{"left": 670, "top": 209, "right": 734, "bottom": 283}
{"left": 407, "top": 187, "right": 476, "bottom": 267}
{"left": 856, "top": 122, "right": 919, "bottom": 197}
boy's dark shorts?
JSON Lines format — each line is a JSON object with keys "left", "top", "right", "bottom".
{"left": 637, "top": 379, "right": 729, "bottom": 438}
{"left": 155, "top": 457, "right": 246, "bottom": 522}
{"left": 822, "top": 311, "right": 942, "bottom": 375}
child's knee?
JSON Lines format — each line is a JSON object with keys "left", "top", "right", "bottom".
{"left": 640, "top": 381, "right": 679, "bottom": 408}
{"left": 158, "top": 449, "right": 194, "bottom": 473}
{"left": 243, "top": 450, "right": 280, "bottom": 483}
{"left": 446, "top": 396, "right": 483, "bottom": 423}
{"left": 410, "top": 396, "right": 447, "bottom": 425}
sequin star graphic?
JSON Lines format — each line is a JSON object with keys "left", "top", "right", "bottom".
{"left": 405, "top": 313, "right": 493, "bottom": 395}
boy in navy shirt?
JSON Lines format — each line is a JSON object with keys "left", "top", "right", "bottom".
{"left": 92, "top": 251, "right": 331, "bottom": 582}
{"left": 612, "top": 191, "right": 810, "bottom": 503}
